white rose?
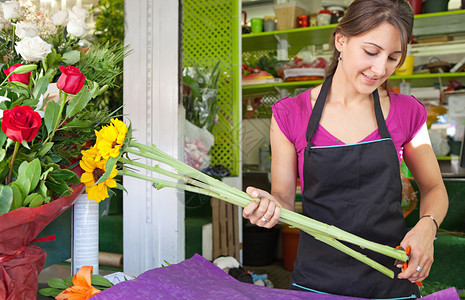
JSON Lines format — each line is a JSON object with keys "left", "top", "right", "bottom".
{"left": 51, "top": 10, "right": 69, "bottom": 26}
{"left": 1, "top": 1, "right": 21, "bottom": 21}
{"left": 15, "top": 21, "right": 40, "bottom": 39}
{"left": 68, "top": 6, "right": 88, "bottom": 23}
{"left": 67, "top": 19, "right": 88, "bottom": 38}
{"left": 15, "top": 36, "right": 52, "bottom": 62}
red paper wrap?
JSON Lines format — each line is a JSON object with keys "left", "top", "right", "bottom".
{"left": 0, "top": 184, "right": 85, "bottom": 300}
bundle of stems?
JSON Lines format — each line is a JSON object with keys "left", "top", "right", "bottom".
{"left": 115, "top": 141, "right": 408, "bottom": 279}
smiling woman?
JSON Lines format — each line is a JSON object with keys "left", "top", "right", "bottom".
{"left": 242, "top": 0, "right": 449, "bottom": 298}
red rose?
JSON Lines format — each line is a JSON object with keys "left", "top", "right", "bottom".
{"left": 3, "top": 64, "right": 32, "bottom": 85}
{"left": 1, "top": 105, "right": 42, "bottom": 142}
{"left": 57, "top": 66, "right": 86, "bottom": 94}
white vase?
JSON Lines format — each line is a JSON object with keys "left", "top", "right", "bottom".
{"left": 72, "top": 193, "right": 99, "bottom": 275}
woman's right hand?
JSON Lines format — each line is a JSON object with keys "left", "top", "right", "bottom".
{"left": 243, "top": 186, "right": 282, "bottom": 229}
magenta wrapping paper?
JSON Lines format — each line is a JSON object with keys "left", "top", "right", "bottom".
{"left": 92, "top": 254, "right": 460, "bottom": 300}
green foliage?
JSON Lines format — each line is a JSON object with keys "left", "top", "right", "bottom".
{"left": 183, "top": 60, "right": 221, "bottom": 132}
{"left": 420, "top": 280, "right": 465, "bottom": 299}
{"left": 75, "top": 42, "right": 131, "bottom": 89}
{"left": 91, "top": 0, "right": 125, "bottom": 115}
{"left": 38, "top": 274, "right": 114, "bottom": 297}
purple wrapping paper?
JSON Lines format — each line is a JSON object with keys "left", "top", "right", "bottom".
{"left": 92, "top": 254, "right": 460, "bottom": 300}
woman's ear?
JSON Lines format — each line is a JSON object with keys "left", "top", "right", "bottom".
{"left": 334, "top": 32, "right": 347, "bottom": 52}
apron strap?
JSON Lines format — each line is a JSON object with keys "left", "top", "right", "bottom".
{"left": 306, "top": 75, "right": 333, "bottom": 147}
{"left": 372, "top": 89, "right": 391, "bottom": 139}
{"left": 305, "top": 75, "right": 392, "bottom": 146}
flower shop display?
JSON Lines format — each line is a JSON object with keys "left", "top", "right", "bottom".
{"left": 81, "top": 120, "right": 410, "bottom": 280}
{"left": 182, "top": 61, "right": 221, "bottom": 170}
{"left": 0, "top": 1, "right": 128, "bottom": 298}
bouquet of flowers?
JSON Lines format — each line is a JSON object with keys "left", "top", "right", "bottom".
{"left": 0, "top": 1, "right": 128, "bottom": 298}
{"left": 182, "top": 61, "right": 221, "bottom": 170}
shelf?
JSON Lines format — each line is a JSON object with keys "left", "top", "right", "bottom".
{"left": 242, "top": 10, "right": 465, "bottom": 52}
{"left": 242, "top": 72, "right": 465, "bottom": 95}
{"left": 242, "top": 24, "right": 337, "bottom": 52}
{"left": 413, "top": 9, "right": 465, "bottom": 37}
{"left": 389, "top": 72, "right": 465, "bottom": 87}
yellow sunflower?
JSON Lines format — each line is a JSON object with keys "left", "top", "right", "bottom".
{"left": 95, "top": 118, "right": 128, "bottom": 160}
{"left": 80, "top": 154, "right": 118, "bottom": 202}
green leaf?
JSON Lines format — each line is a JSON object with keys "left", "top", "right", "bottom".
{"left": 11, "top": 64, "right": 37, "bottom": 74}
{"left": 11, "top": 184, "right": 23, "bottom": 210}
{"left": 28, "top": 193, "right": 44, "bottom": 207}
{"left": 46, "top": 49, "right": 59, "bottom": 69}
{"left": 0, "top": 130, "right": 7, "bottom": 148}
{"left": 0, "top": 149, "right": 5, "bottom": 162}
{"left": 23, "top": 192, "right": 40, "bottom": 206}
{"left": 65, "top": 87, "right": 92, "bottom": 118}
{"left": 63, "top": 276, "right": 73, "bottom": 287}
{"left": 33, "top": 74, "right": 51, "bottom": 100}
{"left": 45, "top": 179, "right": 71, "bottom": 197}
{"left": 26, "top": 158, "right": 41, "bottom": 191}
{"left": 50, "top": 169, "right": 78, "bottom": 181}
{"left": 95, "top": 156, "right": 118, "bottom": 185}
{"left": 183, "top": 75, "right": 201, "bottom": 97}
{"left": 0, "top": 185, "right": 13, "bottom": 215}
{"left": 62, "top": 50, "right": 81, "bottom": 65}
{"left": 18, "top": 161, "right": 28, "bottom": 178}
{"left": 38, "top": 142, "right": 54, "bottom": 157}
{"left": 91, "top": 275, "right": 113, "bottom": 288}
{"left": 49, "top": 154, "right": 62, "bottom": 163}
{"left": 61, "top": 119, "right": 93, "bottom": 130}
{"left": 10, "top": 81, "right": 28, "bottom": 90}
{"left": 38, "top": 287, "right": 63, "bottom": 297}
{"left": 115, "top": 182, "right": 127, "bottom": 193}
{"left": 15, "top": 176, "right": 31, "bottom": 198}
{"left": 40, "top": 167, "right": 54, "bottom": 180}
{"left": 47, "top": 278, "right": 68, "bottom": 289}
{"left": 44, "top": 100, "right": 60, "bottom": 135}
{"left": 39, "top": 180, "right": 48, "bottom": 197}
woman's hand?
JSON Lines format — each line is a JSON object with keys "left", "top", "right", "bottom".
{"left": 397, "top": 218, "right": 436, "bottom": 283}
{"left": 243, "top": 186, "right": 282, "bottom": 229}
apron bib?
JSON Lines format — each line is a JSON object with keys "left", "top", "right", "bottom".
{"left": 291, "top": 76, "right": 420, "bottom": 299}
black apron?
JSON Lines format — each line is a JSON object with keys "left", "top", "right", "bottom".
{"left": 290, "top": 76, "right": 420, "bottom": 299}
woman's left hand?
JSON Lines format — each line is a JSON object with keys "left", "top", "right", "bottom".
{"left": 397, "top": 217, "right": 436, "bottom": 283}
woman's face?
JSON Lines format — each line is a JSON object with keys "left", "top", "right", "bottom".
{"left": 336, "top": 22, "right": 403, "bottom": 94}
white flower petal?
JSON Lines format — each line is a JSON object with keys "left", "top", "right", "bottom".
{"left": 15, "top": 36, "right": 52, "bottom": 62}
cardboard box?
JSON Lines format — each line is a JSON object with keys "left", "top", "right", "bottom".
{"left": 273, "top": 1, "right": 308, "bottom": 30}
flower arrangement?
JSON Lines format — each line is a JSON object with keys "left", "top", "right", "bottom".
{"left": 182, "top": 61, "right": 221, "bottom": 170}
{"left": 0, "top": 1, "right": 129, "bottom": 298}
{"left": 81, "top": 120, "right": 410, "bottom": 279}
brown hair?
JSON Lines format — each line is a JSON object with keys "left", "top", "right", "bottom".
{"left": 325, "top": 0, "right": 414, "bottom": 83}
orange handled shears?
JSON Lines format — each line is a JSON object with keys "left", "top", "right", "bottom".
{"left": 395, "top": 246, "right": 423, "bottom": 287}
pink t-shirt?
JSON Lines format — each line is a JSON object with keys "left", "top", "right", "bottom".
{"left": 272, "top": 89, "right": 427, "bottom": 189}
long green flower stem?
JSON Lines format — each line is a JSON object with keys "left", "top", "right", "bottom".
{"left": 127, "top": 143, "right": 407, "bottom": 259}
{"left": 118, "top": 163, "right": 396, "bottom": 278}
{"left": 123, "top": 142, "right": 408, "bottom": 277}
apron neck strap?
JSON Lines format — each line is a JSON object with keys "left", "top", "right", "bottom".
{"left": 305, "top": 75, "right": 332, "bottom": 145}
{"left": 372, "top": 89, "right": 391, "bottom": 139}
{"left": 305, "top": 76, "right": 391, "bottom": 146}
